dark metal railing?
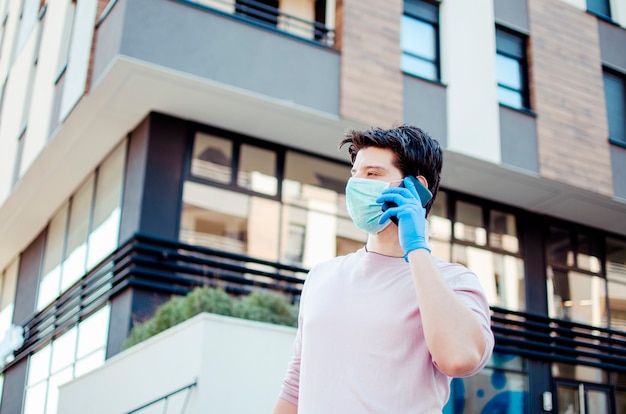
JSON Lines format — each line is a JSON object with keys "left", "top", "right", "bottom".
{"left": 6, "top": 233, "right": 626, "bottom": 376}
{"left": 126, "top": 381, "right": 197, "bottom": 414}
{"left": 176, "top": 0, "right": 335, "bottom": 46}
{"left": 491, "top": 307, "right": 626, "bottom": 372}
{"left": 7, "top": 233, "right": 307, "bottom": 370}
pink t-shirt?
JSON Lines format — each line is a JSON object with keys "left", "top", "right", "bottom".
{"left": 279, "top": 248, "right": 494, "bottom": 413}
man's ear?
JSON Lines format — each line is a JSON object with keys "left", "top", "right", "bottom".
{"left": 416, "top": 175, "right": 429, "bottom": 189}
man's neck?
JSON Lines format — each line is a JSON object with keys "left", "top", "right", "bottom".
{"left": 365, "top": 226, "right": 404, "bottom": 257}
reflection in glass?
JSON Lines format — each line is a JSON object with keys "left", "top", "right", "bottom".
{"left": 548, "top": 269, "right": 607, "bottom": 327}
{"left": 549, "top": 227, "right": 573, "bottom": 267}
{"left": 87, "top": 142, "right": 125, "bottom": 269}
{"left": 454, "top": 201, "right": 486, "bottom": 246}
{"left": 61, "top": 175, "right": 95, "bottom": 291}
{"left": 237, "top": 144, "right": 277, "bottom": 196}
{"left": 557, "top": 384, "right": 580, "bottom": 414}
{"left": 497, "top": 87, "right": 523, "bottom": 109}
{"left": 38, "top": 204, "right": 69, "bottom": 310}
{"left": 400, "top": 15, "right": 437, "bottom": 80}
{"left": 191, "top": 133, "right": 232, "bottom": 183}
{"left": 577, "top": 233, "right": 601, "bottom": 273}
{"left": 607, "top": 237, "right": 626, "bottom": 331}
{"left": 50, "top": 327, "right": 77, "bottom": 373}
{"left": 490, "top": 210, "right": 519, "bottom": 253}
{"left": 616, "top": 390, "right": 626, "bottom": 414}
{"left": 24, "top": 306, "right": 110, "bottom": 413}
{"left": 453, "top": 245, "right": 525, "bottom": 310}
{"left": 23, "top": 381, "right": 47, "bottom": 414}
{"left": 496, "top": 54, "right": 521, "bottom": 90}
{"left": 587, "top": 389, "right": 609, "bottom": 414}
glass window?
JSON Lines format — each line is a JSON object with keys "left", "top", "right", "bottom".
{"left": 191, "top": 133, "right": 233, "bottom": 184}
{"left": 489, "top": 210, "right": 519, "bottom": 253}
{"left": 38, "top": 204, "right": 70, "bottom": 310}
{"left": 496, "top": 28, "right": 529, "bottom": 110}
{"left": 607, "top": 237, "right": 626, "bottom": 331}
{"left": 453, "top": 245, "right": 525, "bottom": 311}
{"left": 548, "top": 269, "right": 607, "bottom": 326}
{"left": 603, "top": 69, "right": 626, "bottom": 145}
{"left": 237, "top": 144, "right": 277, "bottom": 196}
{"left": 0, "top": 258, "right": 19, "bottom": 341}
{"left": 23, "top": 306, "right": 110, "bottom": 414}
{"left": 401, "top": 0, "right": 439, "bottom": 81}
{"left": 454, "top": 201, "right": 486, "bottom": 246}
{"left": 549, "top": 227, "right": 574, "bottom": 267}
{"left": 61, "top": 175, "right": 94, "bottom": 291}
{"left": 282, "top": 151, "right": 365, "bottom": 267}
{"left": 429, "top": 192, "right": 451, "bottom": 261}
{"left": 86, "top": 142, "right": 125, "bottom": 269}
{"left": 587, "top": 0, "right": 611, "bottom": 19}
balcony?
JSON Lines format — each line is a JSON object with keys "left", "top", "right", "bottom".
{"left": 57, "top": 312, "right": 296, "bottom": 413}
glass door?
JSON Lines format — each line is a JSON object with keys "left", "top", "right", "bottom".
{"left": 556, "top": 381, "right": 612, "bottom": 414}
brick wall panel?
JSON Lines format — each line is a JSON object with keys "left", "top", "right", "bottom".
{"left": 528, "top": 0, "right": 613, "bottom": 195}
{"left": 339, "top": 0, "right": 403, "bottom": 127}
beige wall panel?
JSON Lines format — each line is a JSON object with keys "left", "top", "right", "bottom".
{"left": 529, "top": 0, "right": 613, "bottom": 196}
{"left": 338, "top": 0, "right": 403, "bottom": 127}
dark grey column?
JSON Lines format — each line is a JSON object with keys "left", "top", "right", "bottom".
{"left": 107, "top": 112, "right": 188, "bottom": 357}
{"left": 0, "top": 231, "right": 46, "bottom": 414}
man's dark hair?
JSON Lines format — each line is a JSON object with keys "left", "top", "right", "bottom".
{"left": 339, "top": 124, "right": 443, "bottom": 215}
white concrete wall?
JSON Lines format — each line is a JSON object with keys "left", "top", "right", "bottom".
{"left": 57, "top": 313, "right": 297, "bottom": 414}
{"left": 439, "top": 0, "right": 501, "bottom": 164}
{"left": 59, "top": 0, "right": 98, "bottom": 121}
{"left": 20, "top": 0, "right": 76, "bottom": 175}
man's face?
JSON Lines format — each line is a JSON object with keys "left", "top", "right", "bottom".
{"left": 350, "top": 147, "right": 403, "bottom": 183}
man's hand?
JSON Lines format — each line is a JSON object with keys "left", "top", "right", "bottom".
{"left": 377, "top": 177, "right": 430, "bottom": 257}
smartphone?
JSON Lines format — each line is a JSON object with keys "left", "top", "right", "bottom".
{"left": 382, "top": 176, "right": 433, "bottom": 224}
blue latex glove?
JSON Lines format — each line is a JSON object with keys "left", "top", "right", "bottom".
{"left": 376, "top": 177, "right": 430, "bottom": 258}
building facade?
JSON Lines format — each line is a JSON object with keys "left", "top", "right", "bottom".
{"left": 0, "top": 0, "right": 625, "bottom": 412}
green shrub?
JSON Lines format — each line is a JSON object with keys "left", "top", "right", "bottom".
{"left": 123, "top": 287, "right": 297, "bottom": 350}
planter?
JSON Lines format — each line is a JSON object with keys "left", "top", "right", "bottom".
{"left": 57, "top": 313, "right": 296, "bottom": 413}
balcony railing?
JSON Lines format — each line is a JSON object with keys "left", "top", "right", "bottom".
{"left": 177, "top": 0, "right": 335, "bottom": 46}
{"left": 5, "top": 233, "right": 626, "bottom": 375}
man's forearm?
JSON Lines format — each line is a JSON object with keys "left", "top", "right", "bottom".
{"left": 273, "top": 398, "right": 298, "bottom": 414}
{"left": 408, "top": 249, "right": 487, "bottom": 377}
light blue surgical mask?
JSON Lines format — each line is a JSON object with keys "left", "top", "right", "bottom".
{"left": 345, "top": 177, "right": 401, "bottom": 234}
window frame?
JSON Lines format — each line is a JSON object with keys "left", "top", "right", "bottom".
{"left": 401, "top": 0, "right": 441, "bottom": 82}
{"left": 602, "top": 67, "right": 626, "bottom": 148}
{"left": 495, "top": 26, "right": 530, "bottom": 111}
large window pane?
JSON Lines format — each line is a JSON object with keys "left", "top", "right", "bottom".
{"left": 549, "top": 227, "right": 573, "bottom": 267}
{"left": 0, "top": 258, "right": 19, "bottom": 348}
{"left": 401, "top": 0, "right": 439, "bottom": 81}
{"left": 496, "top": 54, "right": 522, "bottom": 90}
{"left": 282, "top": 151, "right": 365, "bottom": 267}
{"left": 191, "top": 133, "right": 232, "bottom": 183}
{"left": 607, "top": 237, "right": 626, "bottom": 330}
{"left": 401, "top": 16, "right": 436, "bottom": 60}
{"left": 489, "top": 210, "right": 519, "bottom": 253}
{"left": 496, "top": 28, "right": 528, "bottom": 110}
{"left": 237, "top": 144, "right": 277, "bottom": 196}
{"left": 549, "top": 269, "right": 607, "bottom": 326}
{"left": 603, "top": 70, "right": 626, "bottom": 144}
{"left": 429, "top": 192, "right": 451, "bottom": 261}
{"left": 61, "top": 175, "right": 94, "bottom": 291}
{"left": 87, "top": 142, "right": 125, "bottom": 269}
{"left": 454, "top": 201, "right": 486, "bottom": 245}
{"left": 38, "top": 204, "right": 69, "bottom": 310}
{"left": 453, "top": 245, "right": 525, "bottom": 310}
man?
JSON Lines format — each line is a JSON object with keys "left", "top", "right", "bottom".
{"left": 273, "top": 125, "right": 494, "bottom": 413}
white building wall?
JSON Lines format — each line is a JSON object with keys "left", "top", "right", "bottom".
{"left": 439, "top": 0, "right": 501, "bottom": 164}
{"left": 21, "top": 0, "right": 77, "bottom": 175}
{"left": 0, "top": 23, "right": 40, "bottom": 204}
{"left": 58, "top": 0, "right": 98, "bottom": 122}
